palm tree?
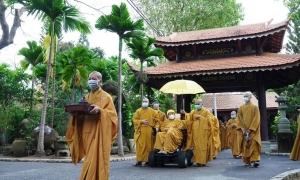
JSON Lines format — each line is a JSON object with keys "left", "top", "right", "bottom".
{"left": 26, "top": 0, "right": 91, "bottom": 155}
{"left": 95, "top": 2, "right": 145, "bottom": 156}
{"left": 126, "top": 37, "right": 164, "bottom": 101}
{"left": 18, "top": 41, "right": 44, "bottom": 115}
{"left": 91, "top": 57, "right": 118, "bottom": 82}
{"left": 58, "top": 46, "right": 93, "bottom": 103}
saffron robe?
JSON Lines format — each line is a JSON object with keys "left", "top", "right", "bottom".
{"left": 210, "top": 114, "right": 221, "bottom": 157}
{"left": 226, "top": 118, "right": 243, "bottom": 156}
{"left": 66, "top": 88, "right": 118, "bottom": 180}
{"left": 156, "top": 110, "right": 166, "bottom": 130}
{"left": 290, "top": 115, "right": 300, "bottom": 160}
{"left": 237, "top": 102, "right": 262, "bottom": 163}
{"left": 132, "top": 107, "right": 159, "bottom": 162}
{"left": 184, "top": 108, "right": 213, "bottom": 165}
{"left": 219, "top": 122, "right": 228, "bottom": 149}
{"left": 154, "top": 118, "right": 184, "bottom": 153}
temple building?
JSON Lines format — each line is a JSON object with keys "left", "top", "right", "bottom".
{"left": 127, "top": 19, "right": 300, "bottom": 151}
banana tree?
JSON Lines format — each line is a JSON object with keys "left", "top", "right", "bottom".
{"left": 95, "top": 2, "right": 145, "bottom": 156}
{"left": 26, "top": 0, "right": 91, "bottom": 154}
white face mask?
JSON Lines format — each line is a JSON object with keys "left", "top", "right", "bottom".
{"left": 168, "top": 114, "right": 175, "bottom": 119}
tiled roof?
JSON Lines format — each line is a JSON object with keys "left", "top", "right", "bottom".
{"left": 202, "top": 92, "right": 279, "bottom": 111}
{"left": 127, "top": 52, "right": 300, "bottom": 77}
{"left": 155, "top": 19, "right": 289, "bottom": 46}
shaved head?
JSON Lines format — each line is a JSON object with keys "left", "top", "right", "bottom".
{"left": 142, "top": 98, "right": 149, "bottom": 103}
{"left": 231, "top": 111, "right": 236, "bottom": 115}
{"left": 89, "top": 71, "right": 102, "bottom": 80}
{"left": 153, "top": 102, "right": 159, "bottom": 110}
{"left": 195, "top": 99, "right": 203, "bottom": 105}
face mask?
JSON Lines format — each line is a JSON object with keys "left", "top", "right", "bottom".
{"left": 244, "top": 97, "right": 249, "bottom": 103}
{"left": 88, "top": 80, "right": 99, "bottom": 90}
{"left": 142, "top": 102, "right": 148, "bottom": 107}
{"left": 169, "top": 114, "right": 175, "bottom": 119}
{"left": 195, "top": 105, "right": 201, "bottom": 110}
{"left": 231, "top": 115, "right": 236, "bottom": 119}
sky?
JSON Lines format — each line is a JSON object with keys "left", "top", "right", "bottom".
{"left": 0, "top": 0, "right": 290, "bottom": 69}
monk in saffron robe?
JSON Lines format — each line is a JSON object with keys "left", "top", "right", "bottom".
{"left": 181, "top": 99, "right": 213, "bottom": 167}
{"left": 66, "top": 71, "right": 118, "bottom": 180}
{"left": 290, "top": 105, "right": 300, "bottom": 160}
{"left": 152, "top": 102, "right": 166, "bottom": 131}
{"left": 132, "top": 98, "right": 159, "bottom": 166}
{"left": 208, "top": 108, "right": 221, "bottom": 159}
{"left": 237, "top": 92, "right": 261, "bottom": 168}
{"left": 154, "top": 109, "right": 184, "bottom": 154}
{"left": 219, "top": 120, "right": 228, "bottom": 150}
{"left": 226, "top": 111, "right": 243, "bottom": 158}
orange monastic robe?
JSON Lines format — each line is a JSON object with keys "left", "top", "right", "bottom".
{"left": 184, "top": 108, "right": 213, "bottom": 165}
{"left": 66, "top": 88, "right": 118, "bottom": 180}
{"left": 227, "top": 118, "right": 243, "bottom": 156}
{"left": 210, "top": 114, "right": 221, "bottom": 157}
{"left": 237, "top": 102, "right": 261, "bottom": 164}
{"left": 154, "top": 118, "right": 184, "bottom": 153}
{"left": 290, "top": 115, "right": 300, "bottom": 160}
{"left": 133, "top": 107, "right": 159, "bottom": 162}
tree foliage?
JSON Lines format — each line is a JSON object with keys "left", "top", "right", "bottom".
{"left": 134, "top": 0, "right": 244, "bottom": 36}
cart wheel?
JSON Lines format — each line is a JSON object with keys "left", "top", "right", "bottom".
{"left": 148, "top": 150, "right": 158, "bottom": 167}
{"left": 177, "top": 151, "right": 188, "bottom": 168}
{"left": 186, "top": 149, "right": 193, "bottom": 166}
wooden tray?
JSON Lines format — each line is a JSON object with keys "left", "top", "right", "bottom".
{"left": 64, "top": 104, "right": 94, "bottom": 115}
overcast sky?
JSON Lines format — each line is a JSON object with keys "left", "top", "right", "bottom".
{"left": 0, "top": 0, "right": 289, "bottom": 68}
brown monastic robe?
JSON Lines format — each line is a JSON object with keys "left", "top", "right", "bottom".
{"left": 290, "top": 115, "right": 300, "bottom": 160}
{"left": 132, "top": 107, "right": 159, "bottom": 162}
{"left": 237, "top": 102, "right": 262, "bottom": 164}
{"left": 66, "top": 88, "right": 118, "bottom": 180}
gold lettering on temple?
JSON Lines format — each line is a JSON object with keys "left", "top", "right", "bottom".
{"left": 201, "top": 75, "right": 237, "bottom": 82}
{"left": 202, "top": 48, "right": 234, "bottom": 55}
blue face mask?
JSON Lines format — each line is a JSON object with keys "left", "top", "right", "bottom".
{"left": 244, "top": 97, "right": 249, "bottom": 103}
{"left": 142, "top": 102, "right": 148, "bottom": 107}
{"left": 88, "top": 80, "right": 99, "bottom": 90}
{"left": 195, "top": 105, "right": 201, "bottom": 110}
{"left": 231, "top": 115, "right": 236, "bottom": 119}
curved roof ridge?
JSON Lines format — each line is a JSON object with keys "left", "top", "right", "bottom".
{"left": 155, "top": 19, "right": 290, "bottom": 45}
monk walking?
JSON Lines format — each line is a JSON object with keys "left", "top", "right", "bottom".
{"left": 181, "top": 99, "right": 213, "bottom": 167}
{"left": 66, "top": 71, "right": 118, "bottom": 180}
{"left": 132, "top": 98, "right": 159, "bottom": 166}
{"left": 227, "top": 111, "right": 243, "bottom": 158}
{"left": 237, "top": 92, "right": 261, "bottom": 168}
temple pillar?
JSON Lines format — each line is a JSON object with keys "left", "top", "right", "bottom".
{"left": 257, "top": 71, "right": 270, "bottom": 153}
{"left": 184, "top": 95, "right": 192, "bottom": 113}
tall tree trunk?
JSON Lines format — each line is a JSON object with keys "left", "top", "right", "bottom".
{"left": 50, "top": 64, "right": 55, "bottom": 128}
{"left": 118, "top": 37, "right": 124, "bottom": 156}
{"left": 37, "top": 23, "right": 55, "bottom": 155}
{"left": 71, "top": 77, "right": 76, "bottom": 104}
{"left": 29, "top": 76, "right": 35, "bottom": 117}
{"left": 50, "top": 41, "right": 57, "bottom": 128}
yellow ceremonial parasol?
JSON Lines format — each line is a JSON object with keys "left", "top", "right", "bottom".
{"left": 159, "top": 80, "right": 206, "bottom": 94}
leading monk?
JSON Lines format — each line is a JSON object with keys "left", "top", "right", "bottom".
{"left": 237, "top": 92, "right": 261, "bottom": 168}
{"left": 66, "top": 71, "right": 118, "bottom": 180}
